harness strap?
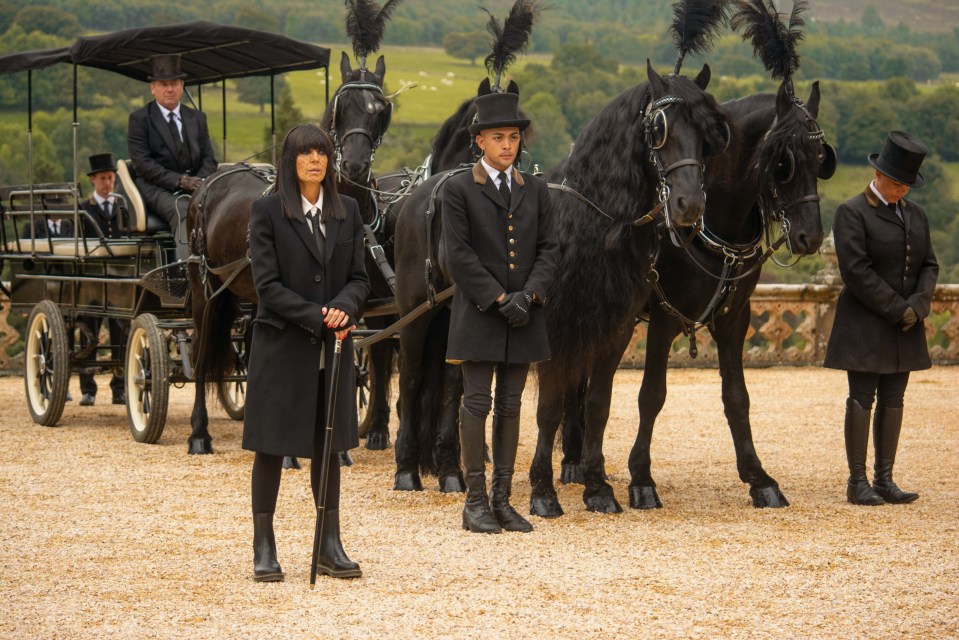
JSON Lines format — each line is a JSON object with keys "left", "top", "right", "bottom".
{"left": 363, "top": 222, "right": 396, "bottom": 294}
{"left": 424, "top": 166, "right": 471, "bottom": 305}
{"left": 354, "top": 285, "right": 456, "bottom": 349}
{"left": 546, "top": 182, "right": 664, "bottom": 228}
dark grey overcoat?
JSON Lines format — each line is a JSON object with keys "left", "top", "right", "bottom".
{"left": 242, "top": 193, "right": 370, "bottom": 457}
{"left": 443, "top": 162, "right": 558, "bottom": 363}
{"left": 824, "top": 185, "right": 938, "bottom": 373}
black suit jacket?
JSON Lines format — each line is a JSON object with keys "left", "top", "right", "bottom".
{"left": 824, "top": 185, "right": 939, "bottom": 373}
{"left": 442, "top": 161, "right": 558, "bottom": 363}
{"left": 243, "top": 192, "right": 370, "bottom": 457}
{"left": 80, "top": 196, "right": 124, "bottom": 239}
{"left": 21, "top": 218, "right": 74, "bottom": 239}
{"left": 127, "top": 101, "right": 217, "bottom": 192}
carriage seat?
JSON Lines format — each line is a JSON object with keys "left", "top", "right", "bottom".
{"left": 115, "top": 159, "right": 171, "bottom": 234}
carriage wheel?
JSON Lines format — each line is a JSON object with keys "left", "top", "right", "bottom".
{"left": 355, "top": 345, "right": 372, "bottom": 437}
{"left": 217, "top": 326, "right": 247, "bottom": 421}
{"left": 23, "top": 300, "right": 70, "bottom": 426}
{"left": 125, "top": 313, "right": 170, "bottom": 444}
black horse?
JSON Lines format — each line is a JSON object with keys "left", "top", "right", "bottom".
{"left": 183, "top": 57, "right": 396, "bottom": 455}
{"left": 527, "top": 62, "right": 732, "bottom": 517}
{"left": 558, "top": 80, "right": 834, "bottom": 511}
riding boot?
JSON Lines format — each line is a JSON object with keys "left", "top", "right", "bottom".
{"left": 459, "top": 407, "right": 501, "bottom": 533}
{"left": 872, "top": 406, "right": 919, "bottom": 504}
{"left": 490, "top": 414, "right": 533, "bottom": 532}
{"left": 317, "top": 509, "right": 362, "bottom": 578}
{"left": 844, "top": 398, "right": 885, "bottom": 506}
{"left": 252, "top": 513, "right": 284, "bottom": 582}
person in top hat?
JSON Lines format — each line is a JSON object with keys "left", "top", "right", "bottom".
{"left": 128, "top": 53, "right": 217, "bottom": 260}
{"left": 75, "top": 153, "right": 127, "bottom": 406}
{"left": 442, "top": 89, "right": 558, "bottom": 534}
{"left": 824, "top": 131, "right": 938, "bottom": 506}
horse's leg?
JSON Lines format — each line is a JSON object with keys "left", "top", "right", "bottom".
{"left": 188, "top": 295, "right": 213, "bottom": 455}
{"left": 435, "top": 362, "right": 466, "bottom": 493}
{"left": 580, "top": 342, "right": 624, "bottom": 514}
{"left": 559, "top": 381, "right": 586, "bottom": 484}
{"left": 393, "top": 319, "right": 430, "bottom": 491}
{"left": 628, "top": 312, "right": 679, "bottom": 509}
{"left": 365, "top": 317, "right": 395, "bottom": 450}
{"left": 714, "top": 308, "right": 788, "bottom": 508}
{"left": 529, "top": 370, "right": 565, "bottom": 518}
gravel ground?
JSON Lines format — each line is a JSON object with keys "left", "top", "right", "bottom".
{"left": 1, "top": 366, "right": 957, "bottom": 640}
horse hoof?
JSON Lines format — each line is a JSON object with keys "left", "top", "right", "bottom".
{"left": 628, "top": 485, "right": 663, "bottom": 510}
{"left": 584, "top": 492, "right": 623, "bottom": 514}
{"left": 529, "top": 496, "right": 564, "bottom": 519}
{"left": 365, "top": 430, "right": 391, "bottom": 451}
{"left": 339, "top": 451, "right": 354, "bottom": 467}
{"left": 282, "top": 456, "right": 301, "bottom": 470}
{"left": 750, "top": 485, "right": 790, "bottom": 508}
{"left": 187, "top": 438, "right": 213, "bottom": 455}
{"left": 394, "top": 471, "right": 423, "bottom": 491}
{"left": 438, "top": 473, "right": 466, "bottom": 493}
{"left": 560, "top": 463, "right": 583, "bottom": 485}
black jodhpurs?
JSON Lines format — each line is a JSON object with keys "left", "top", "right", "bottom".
{"left": 847, "top": 370, "right": 910, "bottom": 410}
{"left": 461, "top": 360, "right": 531, "bottom": 420}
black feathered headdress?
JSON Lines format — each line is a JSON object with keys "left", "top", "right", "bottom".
{"left": 730, "top": 0, "right": 807, "bottom": 82}
{"left": 483, "top": 0, "right": 543, "bottom": 91}
{"left": 670, "top": 0, "right": 731, "bottom": 75}
{"left": 345, "top": 0, "right": 402, "bottom": 68}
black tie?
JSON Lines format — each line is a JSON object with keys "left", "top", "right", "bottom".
{"left": 168, "top": 112, "right": 192, "bottom": 169}
{"left": 309, "top": 208, "right": 325, "bottom": 258}
{"left": 498, "top": 171, "right": 511, "bottom": 209}
{"left": 101, "top": 201, "right": 112, "bottom": 219}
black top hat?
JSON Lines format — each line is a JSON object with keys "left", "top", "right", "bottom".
{"left": 468, "top": 92, "right": 530, "bottom": 136}
{"left": 148, "top": 53, "right": 187, "bottom": 82}
{"left": 86, "top": 153, "right": 116, "bottom": 176}
{"left": 867, "top": 131, "right": 927, "bottom": 188}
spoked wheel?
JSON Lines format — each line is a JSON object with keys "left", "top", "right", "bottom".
{"left": 355, "top": 344, "right": 372, "bottom": 438}
{"left": 217, "top": 325, "right": 247, "bottom": 421}
{"left": 126, "top": 313, "right": 170, "bottom": 444}
{"left": 24, "top": 300, "right": 70, "bottom": 426}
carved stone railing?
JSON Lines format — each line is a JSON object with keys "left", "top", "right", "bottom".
{"left": 3, "top": 281, "right": 959, "bottom": 373}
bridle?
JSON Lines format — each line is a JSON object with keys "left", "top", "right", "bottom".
{"left": 328, "top": 80, "right": 393, "bottom": 183}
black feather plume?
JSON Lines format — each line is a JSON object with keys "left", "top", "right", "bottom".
{"left": 670, "top": 0, "right": 730, "bottom": 73}
{"left": 345, "top": 0, "right": 403, "bottom": 61}
{"left": 730, "top": 0, "right": 807, "bottom": 81}
{"left": 483, "top": 0, "right": 543, "bottom": 84}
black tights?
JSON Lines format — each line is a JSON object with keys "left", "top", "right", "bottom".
{"left": 847, "top": 370, "right": 910, "bottom": 410}
{"left": 251, "top": 372, "right": 343, "bottom": 514}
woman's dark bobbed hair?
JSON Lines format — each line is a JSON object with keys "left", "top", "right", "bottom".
{"left": 276, "top": 123, "right": 346, "bottom": 222}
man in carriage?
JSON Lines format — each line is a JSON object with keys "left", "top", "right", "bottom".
{"left": 127, "top": 53, "right": 218, "bottom": 261}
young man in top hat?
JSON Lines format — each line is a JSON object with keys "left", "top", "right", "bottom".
{"left": 824, "top": 131, "right": 938, "bottom": 506}
{"left": 76, "top": 153, "right": 127, "bottom": 406}
{"left": 442, "top": 90, "right": 558, "bottom": 533}
{"left": 128, "top": 53, "right": 218, "bottom": 260}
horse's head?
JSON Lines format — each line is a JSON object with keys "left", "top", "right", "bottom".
{"left": 755, "top": 80, "right": 834, "bottom": 256}
{"left": 645, "top": 61, "right": 731, "bottom": 232}
{"left": 324, "top": 51, "right": 394, "bottom": 184}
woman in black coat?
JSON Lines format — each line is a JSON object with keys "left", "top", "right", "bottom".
{"left": 243, "top": 124, "right": 369, "bottom": 581}
{"left": 443, "top": 91, "right": 558, "bottom": 534}
{"left": 824, "top": 131, "right": 938, "bottom": 506}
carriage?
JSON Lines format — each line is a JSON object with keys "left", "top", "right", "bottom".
{"left": 0, "top": 22, "right": 334, "bottom": 444}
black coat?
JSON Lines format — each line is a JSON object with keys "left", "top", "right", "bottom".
{"left": 443, "top": 162, "right": 558, "bottom": 363}
{"left": 21, "top": 218, "right": 74, "bottom": 239}
{"left": 824, "top": 185, "right": 938, "bottom": 373}
{"left": 127, "top": 101, "right": 218, "bottom": 191}
{"left": 242, "top": 193, "right": 370, "bottom": 457}
{"left": 80, "top": 196, "right": 124, "bottom": 239}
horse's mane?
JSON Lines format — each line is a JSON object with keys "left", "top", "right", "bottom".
{"left": 429, "top": 96, "right": 475, "bottom": 170}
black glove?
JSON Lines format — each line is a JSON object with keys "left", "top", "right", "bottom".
{"left": 498, "top": 290, "right": 532, "bottom": 327}
{"left": 177, "top": 175, "right": 203, "bottom": 193}
{"left": 900, "top": 305, "right": 919, "bottom": 333}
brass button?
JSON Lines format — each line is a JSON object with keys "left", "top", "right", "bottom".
{"left": 509, "top": 238, "right": 515, "bottom": 244}
{"left": 509, "top": 263, "right": 515, "bottom": 270}
{"left": 509, "top": 251, "right": 516, "bottom": 257}
{"left": 508, "top": 225, "right": 514, "bottom": 231}
{"left": 508, "top": 214, "right": 513, "bottom": 219}
{"left": 314, "top": 275, "right": 323, "bottom": 282}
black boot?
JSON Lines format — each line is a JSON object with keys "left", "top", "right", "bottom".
{"left": 872, "top": 406, "right": 919, "bottom": 504}
{"left": 459, "top": 407, "right": 501, "bottom": 533}
{"left": 316, "top": 509, "right": 362, "bottom": 578}
{"left": 491, "top": 415, "right": 533, "bottom": 532}
{"left": 252, "top": 513, "right": 284, "bottom": 582}
{"left": 844, "top": 398, "right": 885, "bottom": 506}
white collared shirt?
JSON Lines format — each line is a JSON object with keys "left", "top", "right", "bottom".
{"left": 157, "top": 102, "right": 183, "bottom": 138}
{"left": 301, "top": 191, "right": 326, "bottom": 237}
{"left": 94, "top": 193, "right": 114, "bottom": 208}
{"left": 869, "top": 180, "right": 902, "bottom": 220}
{"left": 480, "top": 157, "right": 511, "bottom": 191}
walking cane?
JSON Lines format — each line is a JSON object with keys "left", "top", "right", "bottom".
{"left": 310, "top": 336, "right": 343, "bottom": 589}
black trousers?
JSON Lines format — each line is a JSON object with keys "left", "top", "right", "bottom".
{"left": 78, "top": 316, "right": 126, "bottom": 397}
{"left": 461, "top": 360, "right": 531, "bottom": 419}
{"left": 251, "top": 371, "right": 341, "bottom": 514}
{"left": 135, "top": 177, "right": 191, "bottom": 259}
{"left": 847, "top": 370, "right": 911, "bottom": 410}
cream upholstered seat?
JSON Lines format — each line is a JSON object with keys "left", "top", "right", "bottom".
{"left": 115, "top": 159, "right": 149, "bottom": 233}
